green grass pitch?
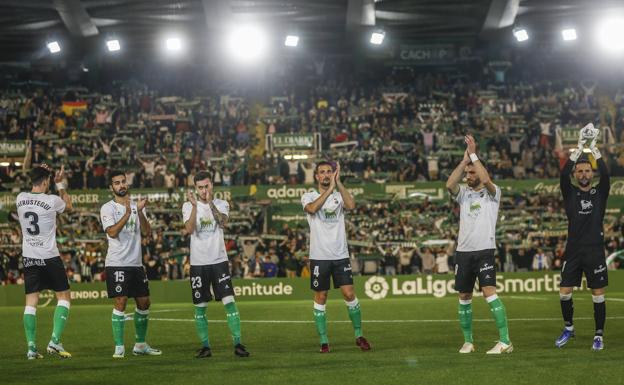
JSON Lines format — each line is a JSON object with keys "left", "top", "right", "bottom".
{"left": 2, "top": 294, "right": 624, "bottom": 385}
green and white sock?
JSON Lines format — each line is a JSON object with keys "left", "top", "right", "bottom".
{"left": 24, "top": 306, "right": 37, "bottom": 352}
{"left": 223, "top": 297, "right": 242, "bottom": 346}
{"left": 134, "top": 308, "right": 149, "bottom": 344}
{"left": 458, "top": 299, "right": 473, "bottom": 343}
{"left": 487, "top": 295, "right": 510, "bottom": 344}
{"left": 313, "top": 302, "right": 329, "bottom": 345}
{"left": 111, "top": 309, "right": 126, "bottom": 347}
{"left": 345, "top": 298, "right": 363, "bottom": 338}
{"left": 194, "top": 304, "right": 210, "bottom": 348}
{"left": 51, "top": 300, "right": 70, "bottom": 344}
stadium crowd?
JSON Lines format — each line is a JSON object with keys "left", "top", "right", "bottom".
{"left": 1, "top": 70, "right": 624, "bottom": 285}
{"left": 1, "top": 72, "right": 624, "bottom": 192}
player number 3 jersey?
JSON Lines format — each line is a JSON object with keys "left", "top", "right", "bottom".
{"left": 455, "top": 184, "right": 501, "bottom": 252}
{"left": 16, "top": 192, "right": 66, "bottom": 259}
{"left": 301, "top": 190, "right": 349, "bottom": 261}
{"left": 100, "top": 200, "right": 144, "bottom": 267}
{"left": 182, "top": 199, "right": 229, "bottom": 266}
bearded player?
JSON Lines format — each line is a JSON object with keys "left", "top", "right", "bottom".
{"left": 182, "top": 171, "right": 249, "bottom": 358}
{"left": 301, "top": 161, "right": 371, "bottom": 353}
{"left": 446, "top": 135, "right": 512, "bottom": 354}
{"left": 17, "top": 164, "right": 73, "bottom": 359}
{"left": 556, "top": 124, "right": 610, "bottom": 351}
{"left": 100, "top": 170, "right": 161, "bottom": 358}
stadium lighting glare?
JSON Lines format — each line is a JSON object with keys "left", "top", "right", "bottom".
{"left": 597, "top": 17, "right": 624, "bottom": 54}
{"left": 166, "top": 37, "right": 182, "bottom": 51}
{"left": 284, "top": 35, "right": 299, "bottom": 47}
{"left": 106, "top": 39, "right": 121, "bottom": 52}
{"left": 370, "top": 31, "right": 385, "bottom": 45}
{"left": 562, "top": 28, "right": 577, "bottom": 41}
{"left": 226, "top": 25, "right": 268, "bottom": 63}
{"left": 513, "top": 28, "right": 529, "bottom": 42}
{"left": 47, "top": 41, "right": 61, "bottom": 54}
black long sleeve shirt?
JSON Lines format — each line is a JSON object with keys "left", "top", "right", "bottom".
{"left": 560, "top": 158, "right": 610, "bottom": 248}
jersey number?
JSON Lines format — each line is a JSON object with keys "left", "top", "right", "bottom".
{"left": 313, "top": 265, "right": 320, "bottom": 277}
{"left": 114, "top": 271, "right": 125, "bottom": 282}
{"left": 191, "top": 276, "right": 202, "bottom": 289}
{"left": 24, "top": 212, "right": 40, "bottom": 236}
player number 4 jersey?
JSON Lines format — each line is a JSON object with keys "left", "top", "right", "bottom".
{"left": 182, "top": 199, "right": 229, "bottom": 266}
{"left": 100, "top": 200, "right": 145, "bottom": 267}
{"left": 301, "top": 190, "right": 349, "bottom": 261}
{"left": 16, "top": 192, "right": 66, "bottom": 259}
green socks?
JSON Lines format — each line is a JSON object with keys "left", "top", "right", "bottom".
{"left": 224, "top": 300, "right": 242, "bottom": 346}
{"left": 194, "top": 305, "right": 210, "bottom": 348}
{"left": 345, "top": 298, "right": 363, "bottom": 338}
{"left": 51, "top": 300, "right": 70, "bottom": 344}
{"left": 24, "top": 306, "right": 37, "bottom": 352}
{"left": 111, "top": 309, "right": 126, "bottom": 346}
{"left": 313, "top": 302, "right": 329, "bottom": 345}
{"left": 487, "top": 295, "right": 511, "bottom": 344}
{"left": 134, "top": 309, "right": 149, "bottom": 343}
{"left": 458, "top": 300, "right": 473, "bottom": 343}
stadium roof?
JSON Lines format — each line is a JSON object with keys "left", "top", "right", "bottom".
{"left": 0, "top": 0, "right": 622, "bottom": 62}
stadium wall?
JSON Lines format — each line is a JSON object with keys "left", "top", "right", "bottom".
{"left": 2, "top": 271, "right": 622, "bottom": 307}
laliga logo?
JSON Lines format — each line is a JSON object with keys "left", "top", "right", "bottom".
{"left": 365, "top": 276, "right": 389, "bottom": 300}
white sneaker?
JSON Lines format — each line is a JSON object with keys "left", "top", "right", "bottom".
{"left": 459, "top": 342, "right": 475, "bottom": 353}
{"left": 27, "top": 350, "right": 43, "bottom": 360}
{"left": 132, "top": 343, "right": 162, "bottom": 356}
{"left": 486, "top": 341, "right": 513, "bottom": 354}
{"left": 47, "top": 341, "right": 72, "bottom": 358}
{"left": 113, "top": 345, "right": 125, "bottom": 358}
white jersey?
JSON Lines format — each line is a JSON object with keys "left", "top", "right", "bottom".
{"left": 100, "top": 200, "right": 144, "bottom": 267}
{"left": 182, "top": 199, "right": 229, "bottom": 266}
{"left": 16, "top": 192, "right": 66, "bottom": 259}
{"left": 455, "top": 184, "right": 501, "bottom": 252}
{"left": 301, "top": 190, "right": 349, "bottom": 261}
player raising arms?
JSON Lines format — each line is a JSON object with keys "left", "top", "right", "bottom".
{"left": 446, "top": 135, "right": 512, "bottom": 354}
{"left": 301, "top": 161, "right": 371, "bottom": 353}
{"left": 17, "top": 164, "right": 73, "bottom": 359}
{"left": 182, "top": 171, "right": 249, "bottom": 358}
{"left": 100, "top": 170, "right": 161, "bottom": 358}
{"left": 556, "top": 124, "right": 610, "bottom": 351}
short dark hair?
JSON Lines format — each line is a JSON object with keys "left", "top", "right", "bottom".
{"left": 314, "top": 161, "right": 335, "bottom": 175}
{"left": 108, "top": 170, "right": 126, "bottom": 185}
{"left": 575, "top": 157, "right": 592, "bottom": 169}
{"left": 30, "top": 167, "right": 51, "bottom": 186}
{"left": 194, "top": 171, "right": 212, "bottom": 184}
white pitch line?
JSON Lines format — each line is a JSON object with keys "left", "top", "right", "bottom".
{"left": 146, "top": 316, "right": 624, "bottom": 324}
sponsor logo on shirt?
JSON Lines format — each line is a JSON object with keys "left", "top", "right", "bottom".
{"left": 579, "top": 199, "right": 593, "bottom": 214}
{"left": 199, "top": 217, "right": 216, "bottom": 232}
{"left": 23, "top": 258, "right": 47, "bottom": 267}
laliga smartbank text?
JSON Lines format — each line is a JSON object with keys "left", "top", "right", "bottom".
{"left": 364, "top": 274, "right": 578, "bottom": 300}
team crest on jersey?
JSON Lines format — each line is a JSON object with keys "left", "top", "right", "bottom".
{"left": 590, "top": 188, "right": 596, "bottom": 195}
{"left": 115, "top": 285, "right": 122, "bottom": 293}
{"left": 194, "top": 291, "right": 201, "bottom": 298}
